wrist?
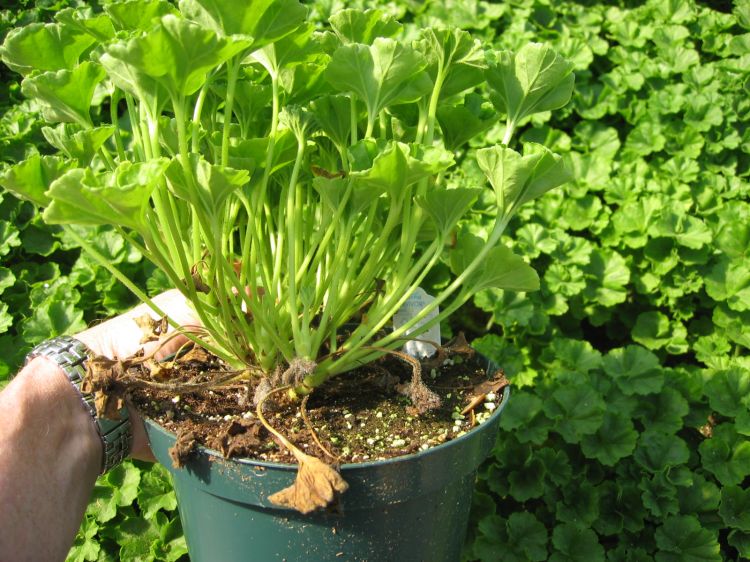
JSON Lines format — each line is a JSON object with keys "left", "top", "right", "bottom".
{"left": 24, "top": 336, "right": 133, "bottom": 473}
{"left": 10, "top": 357, "right": 102, "bottom": 477}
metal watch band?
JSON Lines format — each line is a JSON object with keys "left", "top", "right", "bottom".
{"left": 25, "top": 335, "right": 132, "bottom": 474}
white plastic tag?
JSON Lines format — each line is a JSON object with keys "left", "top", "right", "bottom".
{"left": 392, "top": 288, "right": 441, "bottom": 358}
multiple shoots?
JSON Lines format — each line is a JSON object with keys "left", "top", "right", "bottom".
{"left": 0, "top": 0, "right": 574, "bottom": 397}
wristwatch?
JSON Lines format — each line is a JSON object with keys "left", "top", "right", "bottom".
{"left": 25, "top": 335, "right": 132, "bottom": 474}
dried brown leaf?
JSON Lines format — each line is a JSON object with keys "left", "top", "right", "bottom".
{"left": 143, "top": 358, "right": 173, "bottom": 381}
{"left": 169, "top": 430, "right": 199, "bottom": 468}
{"left": 134, "top": 314, "right": 169, "bottom": 344}
{"left": 82, "top": 356, "right": 128, "bottom": 420}
{"left": 211, "top": 419, "right": 265, "bottom": 458}
{"left": 460, "top": 369, "right": 509, "bottom": 415}
{"left": 268, "top": 449, "right": 349, "bottom": 514}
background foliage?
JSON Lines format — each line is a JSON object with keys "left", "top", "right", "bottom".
{"left": 1, "top": 0, "right": 748, "bottom": 560}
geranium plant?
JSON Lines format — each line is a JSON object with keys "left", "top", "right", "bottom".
{"left": 0, "top": 0, "right": 573, "bottom": 510}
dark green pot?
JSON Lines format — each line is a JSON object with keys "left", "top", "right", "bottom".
{"left": 144, "top": 380, "right": 508, "bottom": 562}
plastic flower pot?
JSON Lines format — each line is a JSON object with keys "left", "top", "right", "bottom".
{"left": 144, "top": 374, "right": 509, "bottom": 562}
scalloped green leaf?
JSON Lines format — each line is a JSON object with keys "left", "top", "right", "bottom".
{"left": 0, "top": 154, "right": 76, "bottom": 207}
{"left": 581, "top": 410, "right": 638, "bottom": 466}
{"left": 655, "top": 515, "right": 721, "bottom": 562}
{"left": 326, "top": 38, "right": 430, "bottom": 127}
{"left": 550, "top": 523, "right": 604, "bottom": 562}
{"left": 477, "top": 143, "right": 571, "bottom": 216}
{"left": 634, "top": 431, "right": 689, "bottom": 473}
{"left": 704, "top": 366, "right": 750, "bottom": 417}
{"left": 44, "top": 159, "right": 170, "bottom": 233}
{"left": 104, "top": 0, "right": 178, "bottom": 31}
{"left": 602, "top": 345, "right": 664, "bottom": 395}
{"left": 416, "top": 188, "right": 480, "bottom": 237}
{"left": 329, "top": 8, "right": 402, "bottom": 44}
{"left": 486, "top": 43, "right": 575, "bottom": 125}
{"left": 21, "top": 62, "right": 106, "bottom": 126}
{"left": 103, "top": 15, "right": 249, "bottom": 100}
{"left": 179, "top": 0, "right": 307, "bottom": 49}
{"left": 0, "top": 22, "right": 96, "bottom": 75}
{"left": 543, "top": 383, "right": 605, "bottom": 443}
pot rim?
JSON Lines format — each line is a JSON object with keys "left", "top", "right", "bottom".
{"left": 144, "top": 377, "right": 509, "bottom": 472}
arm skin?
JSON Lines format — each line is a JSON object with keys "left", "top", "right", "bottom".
{"left": 0, "top": 290, "right": 197, "bottom": 562}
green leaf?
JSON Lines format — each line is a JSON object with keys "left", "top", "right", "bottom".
{"left": 137, "top": 464, "right": 177, "bottom": 520}
{"left": 349, "top": 141, "right": 453, "bottom": 200}
{"left": 329, "top": 8, "right": 402, "bottom": 44}
{"left": 436, "top": 94, "right": 495, "bottom": 151}
{"left": 634, "top": 388, "right": 689, "bottom": 434}
{"left": 41, "top": 124, "right": 115, "bottom": 165}
{"left": 21, "top": 62, "right": 106, "bottom": 126}
{"left": 416, "top": 188, "right": 479, "bottom": 237}
{"left": 451, "top": 233, "right": 539, "bottom": 293}
{"left": 544, "top": 262, "right": 585, "bottom": 297}
{"left": 581, "top": 248, "right": 630, "bottom": 307}
{"left": 103, "top": 14, "right": 248, "bottom": 100}
{"left": 602, "top": 346, "right": 663, "bottom": 395}
{"left": 114, "top": 510, "right": 162, "bottom": 561}
{"left": 543, "top": 383, "right": 606, "bottom": 443}
{"left": 729, "top": 530, "right": 750, "bottom": 559}
{"left": 546, "top": 338, "right": 603, "bottom": 376}
{"left": 486, "top": 43, "right": 575, "bottom": 126}
{"left": 719, "top": 486, "right": 750, "bottom": 531}
{"left": 476, "top": 143, "right": 571, "bottom": 216}
{"left": 165, "top": 154, "right": 249, "bottom": 219}
{"left": 0, "top": 155, "right": 76, "bottom": 207}
{"left": 310, "top": 94, "right": 352, "bottom": 151}
{"left": 632, "top": 311, "right": 688, "bottom": 354}
{"left": 0, "top": 22, "right": 96, "bottom": 75}
{"left": 86, "top": 462, "right": 142, "bottom": 524}
{"left": 704, "top": 367, "right": 750, "bottom": 417}
{"left": 550, "top": 523, "right": 604, "bottom": 562}
{"left": 104, "top": 0, "right": 178, "bottom": 31}
{"left": 499, "top": 391, "right": 550, "bottom": 444}
{"left": 67, "top": 515, "right": 100, "bottom": 562}
{"left": 505, "top": 512, "right": 549, "bottom": 561}
{"left": 416, "top": 27, "right": 486, "bottom": 99}
{"left": 641, "top": 472, "right": 681, "bottom": 518}
{"left": 45, "top": 159, "right": 171, "bottom": 233}
{"left": 54, "top": 9, "right": 116, "bottom": 43}
{"left": 0, "top": 304, "right": 12, "bottom": 336}
{"left": 699, "top": 424, "right": 750, "bottom": 486}
{"left": 634, "top": 431, "right": 689, "bottom": 473}
{"left": 508, "top": 457, "right": 546, "bottom": 501}
{"left": 179, "top": 0, "right": 307, "bottom": 49}
{"left": 325, "top": 38, "right": 430, "bottom": 127}
{"left": 705, "top": 257, "right": 750, "bottom": 311}
{"left": 21, "top": 299, "right": 86, "bottom": 345}
{"left": 655, "top": 515, "right": 721, "bottom": 562}
{"left": 580, "top": 410, "right": 638, "bottom": 466}
{"left": 0, "top": 221, "right": 21, "bottom": 258}
{"left": 678, "top": 472, "right": 720, "bottom": 516}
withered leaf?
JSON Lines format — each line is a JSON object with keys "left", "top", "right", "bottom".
{"left": 212, "top": 419, "right": 265, "bottom": 458}
{"left": 176, "top": 345, "right": 211, "bottom": 364}
{"left": 169, "top": 430, "right": 200, "bottom": 468}
{"left": 268, "top": 449, "right": 349, "bottom": 514}
{"left": 443, "top": 332, "right": 474, "bottom": 357}
{"left": 460, "top": 369, "right": 510, "bottom": 415}
{"left": 134, "top": 313, "right": 169, "bottom": 344}
{"left": 143, "top": 358, "right": 173, "bottom": 381}
{"left": 82, "top": 356, "right": 128, "bottom": 420}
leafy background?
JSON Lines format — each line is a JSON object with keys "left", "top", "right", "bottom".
{"left": 1, "top": 0, "right": 748, "bottom": 560}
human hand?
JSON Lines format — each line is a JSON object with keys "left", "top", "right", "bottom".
{"left": 76, "top": 289, "right": 200, "bottom": 462}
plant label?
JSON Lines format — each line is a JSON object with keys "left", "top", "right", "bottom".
{"left": 393, "top": 288, "right": 441, "bottom": 358}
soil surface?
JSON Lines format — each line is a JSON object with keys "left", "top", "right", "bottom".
{"left": 128, "top": 347, "right": 508, "bottom": 466}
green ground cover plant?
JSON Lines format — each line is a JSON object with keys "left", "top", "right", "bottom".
{"left": 1, "top": 0, "right": 748, "bottom": 560}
